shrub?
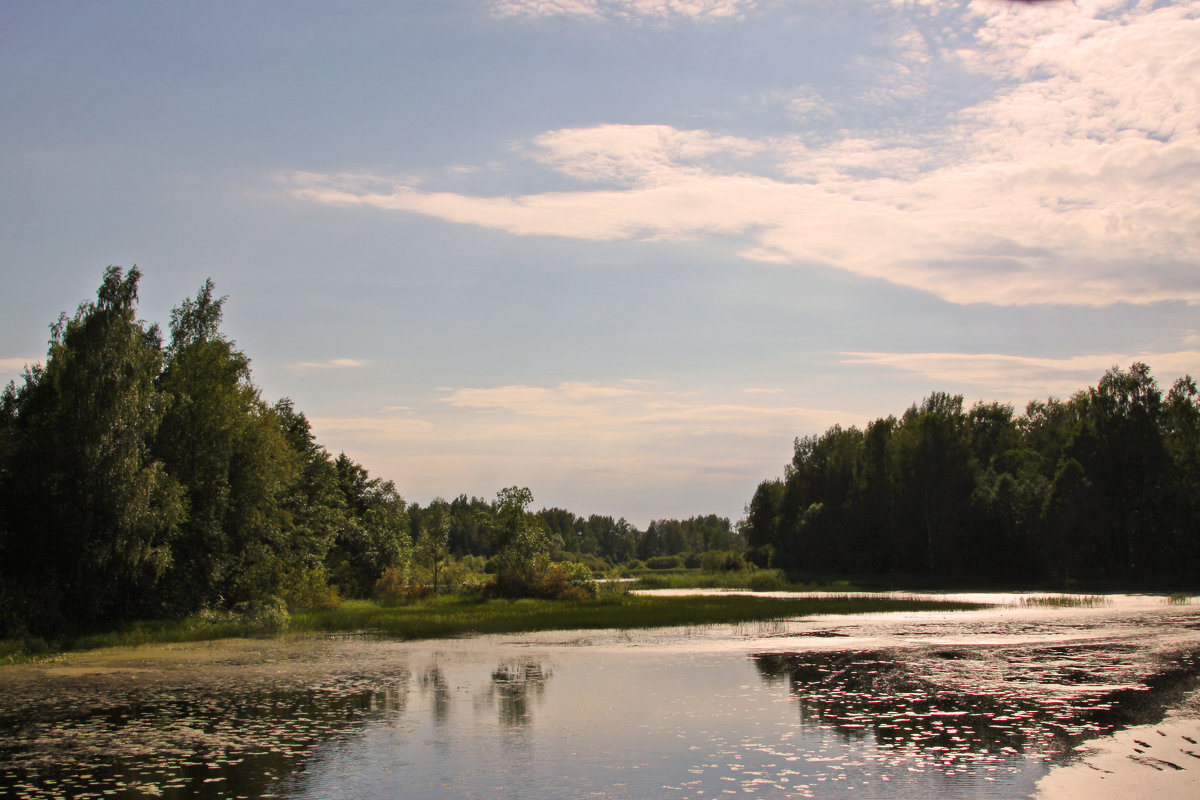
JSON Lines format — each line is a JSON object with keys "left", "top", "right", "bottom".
{"left": 489, "top": 559, "right": 598, "bottom": 600}
{"left": 281, "top": 566, "right": 342, "bottom": 612}
{"left": 645, "top": 555, "right": 684, "bottom": 570}
{"left": 233, "top": 597, "right": 289, "bottom": 633}
{"left": 700, "top": 550, "right": 746, "bottom": 573}
{"left": 374, "top": 566, "right": 415, "bottom": 606}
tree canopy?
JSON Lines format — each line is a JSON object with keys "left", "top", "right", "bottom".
{"left": 743, "top": 364, "right": 1200, "bottom": 584}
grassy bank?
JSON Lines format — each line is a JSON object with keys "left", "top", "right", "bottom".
{"left": 290, "top": 593, "right": 981, "bottom": 640}
{"left": 1, "top": 592, "right": 983, "bottom": 663}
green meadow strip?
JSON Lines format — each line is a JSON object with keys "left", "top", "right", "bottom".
{"left": 288, "top": 594, "right": 982, "bottom": 640}
{"left": 1, "top": 594, "right": 985, "bottom": 663}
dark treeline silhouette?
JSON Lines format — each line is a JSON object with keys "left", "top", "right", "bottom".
{"left": 744, "top": 365, "right": 1200, "bottom": 584}
{"left": 0, "top": 268, "right": 738, "bottom": 637}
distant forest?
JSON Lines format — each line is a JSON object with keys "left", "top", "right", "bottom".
{"left": 743, "top": 364, "right": 1200, "bottom": 584}
{"left": 0, "top": 268, "right": 741, "bottom": 636}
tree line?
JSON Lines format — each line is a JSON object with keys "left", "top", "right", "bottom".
{"left": 0, "top": 268, "right": 740, "bottom": 637}
{"left": 743, "top": 364, "right": 1200, "bottom": 584}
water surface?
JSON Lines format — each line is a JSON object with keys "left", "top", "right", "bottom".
{"left": 2, "top": 594, "right": 1197, "bottom": 799}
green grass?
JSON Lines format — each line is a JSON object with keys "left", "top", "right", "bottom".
{"left": 631, "top": 569, "right": 792, "bottom": 591}
{"left": 1, "top": 592, "right": 986, "bottom": 662}
{"left": 289, "top": 593, "right": 983, "bottom": 641}
{"left": 1167, "top": 592, "right": 1194, "bottom": 605}
{"left": 0, "top": 609, "right": 287, "bottom": 664}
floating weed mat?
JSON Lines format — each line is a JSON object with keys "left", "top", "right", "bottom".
{"left": 0, "top": 659, "right": 412, "bottom": 800}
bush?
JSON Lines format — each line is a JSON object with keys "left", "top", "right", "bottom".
{"left": 557, "top": 551, "right": 609, "bottom": 573}
{"left": 232, "top": 597, "right": 289, "bottom": 633}
{"left": 281, "top": 566, "right": 342, "bottom": 612}
{"left": 374, "top": 566, "right": 420, "bottom": 606}
{"left": 700, "top": 550, "right": 746, "bottom": 573}
{"left": 490, "top": 559, "right": 598, "bottom": 600}
{"left": 645, "top": 555, "right": 684, "bottom": 570}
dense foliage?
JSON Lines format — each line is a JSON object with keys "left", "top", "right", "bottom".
{"left": 0, "top": 268, "right": 742, "bottom": 637}
{"left": 743, "top": 366, "right": 1200, "bottom": 584}
{"left": 0, "top": 269, "right": 417, "bottom": 635}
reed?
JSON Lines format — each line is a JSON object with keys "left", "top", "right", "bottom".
{"left": 1019, "top": 594, "right": 1110, "bottom": 608}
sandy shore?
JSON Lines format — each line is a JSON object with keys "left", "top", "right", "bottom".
{"left": 1036, "top": 709, "right": 1200, "bottom": 800}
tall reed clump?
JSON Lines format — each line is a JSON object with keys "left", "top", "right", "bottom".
{"left": 1019, "top": 594, "right": 1110, "bottom": 608}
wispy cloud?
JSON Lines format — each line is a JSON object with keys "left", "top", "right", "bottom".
{"left": 308, "top": 415, "right": 435, "bottom": 441}
{"left": 843, "top": 350, "right": 1200, "bottom": 401}
{"left": 306, "top": 377, "right": 845, "bottom": 520}
{"left": 287, "top": 1, "right": 1200, "bottom": 307}
{"left": 488, "top": 0, "right": 759, "bottom": 23}
{"left": 0, "top": 357, "right": 39, "bottom": 376}
{"left": 286, "top": 358, "right": 367, "bottom": 370}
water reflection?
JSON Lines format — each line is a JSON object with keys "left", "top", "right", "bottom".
{"left": 489, "top": 659, "right": 550, "bottom": 727}
{"left": 753, "top": 644, "right": 1200, "bottom": 766}
{"left": 2, "top": 603, "right": 1197, "bottom": 799}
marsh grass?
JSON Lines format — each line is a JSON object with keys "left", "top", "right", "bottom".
{"left": 1, "top": 593, "right": 982, "bottom": 662}
{"left": 290, "top": 593, "right": 982, "bottom": 640}
{"left": 0, "top": 607, "right": 289, "bottom": 664}
{"left": 1167, "top": 592, "right": 1194, "bottom": 605}
{"left": 632, "top": 569, "right": 791, "bottom": 592}
{"left": 1019, "top": 594, "right": 1111, "bottom": 608}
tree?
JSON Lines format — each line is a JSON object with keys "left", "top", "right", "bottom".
{"left": 325, "top": 451, "right": 411, "bottom": 597}
{"left": 154, "top": 279, "right": 261, "bottom": 611}
{"left": 489, "top": 486, "right": 553, "bottom": 596}
{"left": 417, "top": 498, "right": 452, "bottom": 594}
{"left": 0, "top": 267, "right": 184, "bottom": 629}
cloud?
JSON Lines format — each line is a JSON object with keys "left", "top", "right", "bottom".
{"left": 487, "top": 0, "right": 759, "bottom": 23}
{"left": 286, "top": 1, "right": 1200, "bottom": 307}
{"left": 286, "top": 358, "right": 367, "bottom": 370}
{"left": 842, "top": 350, "right": 1200, "bottom": 401}
{"left": 0, "top": 357, "right": 39, "bottom": 378}
{"left": 308, "top": 415, "right": 435, "bottom": 441}
{"left": 307, "top": 378, "right": 848, "bottom": 521}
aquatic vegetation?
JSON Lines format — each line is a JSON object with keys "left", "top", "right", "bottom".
{"left": 1166, "top": 592, "right": 1193, "bottom": 605}
{"left": 1019, "top": 595, "right": 1111, "bottom": 608}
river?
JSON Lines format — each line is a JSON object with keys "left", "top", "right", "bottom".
{"left": 1, "top": 593, "right": 1197, "bottom": 799}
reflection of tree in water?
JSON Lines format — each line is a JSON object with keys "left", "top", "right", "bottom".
{"left": 419, "top": 664, "right": 451, "bottom": 723}
{"left": 489, "top": 659, "right": 550, "bottom": 727}
{"left": 753, "top": 646, "right": 1200, "bottom": 764}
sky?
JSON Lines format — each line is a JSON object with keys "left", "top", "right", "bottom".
{"left": 2, "top": 0, "right": 1199, "bottom": 526}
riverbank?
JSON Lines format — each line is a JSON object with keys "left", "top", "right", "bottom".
{"left": 1, "top": 592, "right": 983, "bottom": 663}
